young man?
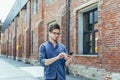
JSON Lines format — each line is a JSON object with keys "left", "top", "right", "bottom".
{"left": 39, "top": 24, "right": 71, "bottom": 80}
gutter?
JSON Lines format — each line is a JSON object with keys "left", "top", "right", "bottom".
{"left": 66, "top": 0, "right": 71, "bottom": 54}
{"left": 66, "top": 0, "right": 71, "bottom": 74}
{"left": 28, "top": 0, "right": 31, "bottom": 57}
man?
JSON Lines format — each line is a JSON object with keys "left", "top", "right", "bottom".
{"left": 39, "top": 23, "right": 71, "bottom": 80}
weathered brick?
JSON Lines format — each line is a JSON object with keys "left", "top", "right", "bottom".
{"left": 1, "top": 0, "right": 120, "bottom": 79}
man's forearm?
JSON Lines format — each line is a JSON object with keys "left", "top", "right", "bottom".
{"left": 44, "top": 56, "right": 59, "bottom": 66}
{"left": 65, "top": 60, "right": 71, "bottom": 66}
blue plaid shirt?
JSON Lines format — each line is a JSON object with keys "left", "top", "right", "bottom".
{"left": 39, "top": 41, "right": 67, "bottom": 80}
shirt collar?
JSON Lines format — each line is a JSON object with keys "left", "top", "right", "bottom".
{"left": 48, "top": 40, "right": 59, "bottom": 48}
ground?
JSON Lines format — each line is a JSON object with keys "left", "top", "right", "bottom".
{"left": 0, "top": 56, "right": 90, "bottom": 80}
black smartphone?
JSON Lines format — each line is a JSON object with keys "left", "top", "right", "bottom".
{"left": 69, "top": 52, "right": 73, "bottom": 55}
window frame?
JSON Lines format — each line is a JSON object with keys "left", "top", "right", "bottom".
{"left": 83, "top": 8, "right": 98, "bottom": 55}
{"left": 32, "top": 31, "right": 36, "bottom": 53}
{"left": 16, "top": 14, "right": 20, "bottom": 28}
{"left": 33, "top": 0, "right": 38, "bottom": 15}
{"left": 47, "top": 0, "right": 55, "bottom": 4}
{"left": 22, "top": 5, "right": 27, "bottom": 22}
{"left": 78, "top": 4, "right": 98, "bottom": 55}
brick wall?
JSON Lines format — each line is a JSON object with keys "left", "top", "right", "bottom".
{"left": 69, "top": 0, "right": 120, "bottom": 73}
{"left": 1, "top": 0, "right": 120, "bottom": 75}
{"left": 98, "top": 0, "right": 120, "bottom": 72}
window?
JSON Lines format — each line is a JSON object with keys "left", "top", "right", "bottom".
{"left": 33, "top": 0, "right": 38, "bottom": 15}
{"left": 18, "top": 16, "right": 20, "bottom": 27}
{"left": 47, "top": 0, "right": 55, "bottom": 4}
{"left": 83, "top": 8, "right": 98, "bottom": 54}
{"left": 12, "top": 21, "right": 15, "bottom": 31}
{"left": 22, "top": 35, "right": 24, "bottom": 52}
{"left": 22, "top": 5, "right": 27, "bottom": 22}
{"left": 32, "top": 31, "right": 36, "bottom": 53}
{"left": 16, "top": 14, "right": 20, "bottom": 28}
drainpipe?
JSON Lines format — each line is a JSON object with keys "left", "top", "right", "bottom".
{"left": 7, "top": 28, "right": 9, "bottom": 58}
{"left": 28, "top": 0, "right": 31, "bottom": 57}
{"left": 14, "top": 20, "right": 17, "bottom": 60}
{"left": 42, "top": 0, "right": 44, "bottom": 21}
{"left": 66, "top": 0, "right": 71, "bottom": 55}
{"left": 66, "top": 0, "right": 71, "bottom": 74}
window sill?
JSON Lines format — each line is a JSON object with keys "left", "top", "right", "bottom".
{"left": 73, "top": 54, "right": 99, "bottom": 57}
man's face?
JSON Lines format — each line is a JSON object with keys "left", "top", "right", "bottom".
{"left": 49, "top": 29, "right": 60, "bottom": 41}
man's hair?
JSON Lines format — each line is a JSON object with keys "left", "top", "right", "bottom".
{"left": 48, "top": 23, "right": 60, "bottom": 32}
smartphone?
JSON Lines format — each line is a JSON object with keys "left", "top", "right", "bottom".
{"left": 69, "top": 52, "right": 73, "bottom": 55}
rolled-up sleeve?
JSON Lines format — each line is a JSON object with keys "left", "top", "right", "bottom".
{"left": 39, "top": 44, "right": 46, "bottom": 66}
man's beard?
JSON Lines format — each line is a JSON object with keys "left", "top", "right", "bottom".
{"left": 52, "top": 37, "right": 57, "bottom": 42}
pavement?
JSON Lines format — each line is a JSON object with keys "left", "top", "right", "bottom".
{"left": 0, "top": 56, "right": 90, "bottom": 80}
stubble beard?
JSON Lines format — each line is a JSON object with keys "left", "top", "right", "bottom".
{"left": 51, "top": 37, "right": 57, "bottom": 42}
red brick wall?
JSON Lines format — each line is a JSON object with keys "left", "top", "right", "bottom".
{"left": 29, "top": 0, "right": 44, "bottom": 60}
{"left": 1, "top": 32, "right": 6, "bottom": 55}
{"left": 8, "top": 26, "right": 12, "bottom": 57}
{"left": 1, "top": 0, "right": 120, "bottom": 73}
{"left": 70, "top": 0, "right": 120, "bottom": 72}
{"left": 44, "top": 0, "right": 67, "bottom": 43}
{"left": 98, "top": 0, "right": 120, "bottom": 72}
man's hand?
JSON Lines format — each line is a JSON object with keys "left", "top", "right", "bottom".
{"left": 64, "top": 55, "right": 71, "bottom": 60}
{"left": 59, "top": 52, "right": 73, "bottom": 66}
{"left": 58, "top": 52, "right": 71, "bottom": 60}
{"left": 56, "top": 52, "right": 66, "bottom": 60}
{"left": 65, "top": 55, "right": 72, "bottom": 66}
{"left": 57, "top": 52, "right": 72, "bottom": 66}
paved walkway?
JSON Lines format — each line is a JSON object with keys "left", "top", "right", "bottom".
{"left": 0, "top": 56, "right": 90, "bottom": 80}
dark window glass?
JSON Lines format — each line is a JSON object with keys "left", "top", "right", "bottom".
{"left": 89, "top": 12, "right": 93, "bottom": 24}
{"left": 32, "top": 31, "right": 36, "bottom": 53}
{"left": 83, "top": 8, "right": 98, "bottom": 55}
{"left": 94, "top": 10, "right": 98, "bottom": 23}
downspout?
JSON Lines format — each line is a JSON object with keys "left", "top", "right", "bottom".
{"left": 66, "top": 0, "right": 71, "bottom": 74}
{"left": 66, "top": 0, "right": 71, "bottom": 55}
{"left": 42, "top": 0, "right": 44, "bottom": 21}
{"left": 7, "top": 27, "right": 9, "bottom": 58}
{"left": 14, "top": 20, "right": 17, "bottom": 60}
{"left": 28, "top": 0, "right": 31, "bottom": 57}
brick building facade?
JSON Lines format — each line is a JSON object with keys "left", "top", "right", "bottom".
{"left": 1, "top": 0, "right": 120, "bottom": 79}
{"left": 0, "top": 20, "right": 1, "bottom": 40}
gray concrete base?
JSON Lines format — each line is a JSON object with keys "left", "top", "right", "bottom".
{"left": 10, "top": 56, "right": 14, "bottom": 60}
{"left": 21, "top": 57, "right": 30, "bottom": 64}
{"left": 0, "top": 54, "right": 7, "bottom": 57}
{"left": 69, "top": 64, "right": 120, "bottom": 80}
{"left": 27, "top": 59, "right": 39, "bottom": 66}
{"left": 16, "top": 57, "right": 22, "bottom": 61}
{"left": 8, "top": 56, "right": 11, "bottom": 58}
{"left": 20, "top": 57, "right": 39, "bottom": 66}
{"left": 4, "top": 56, "right": 39, "bottom": 66}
